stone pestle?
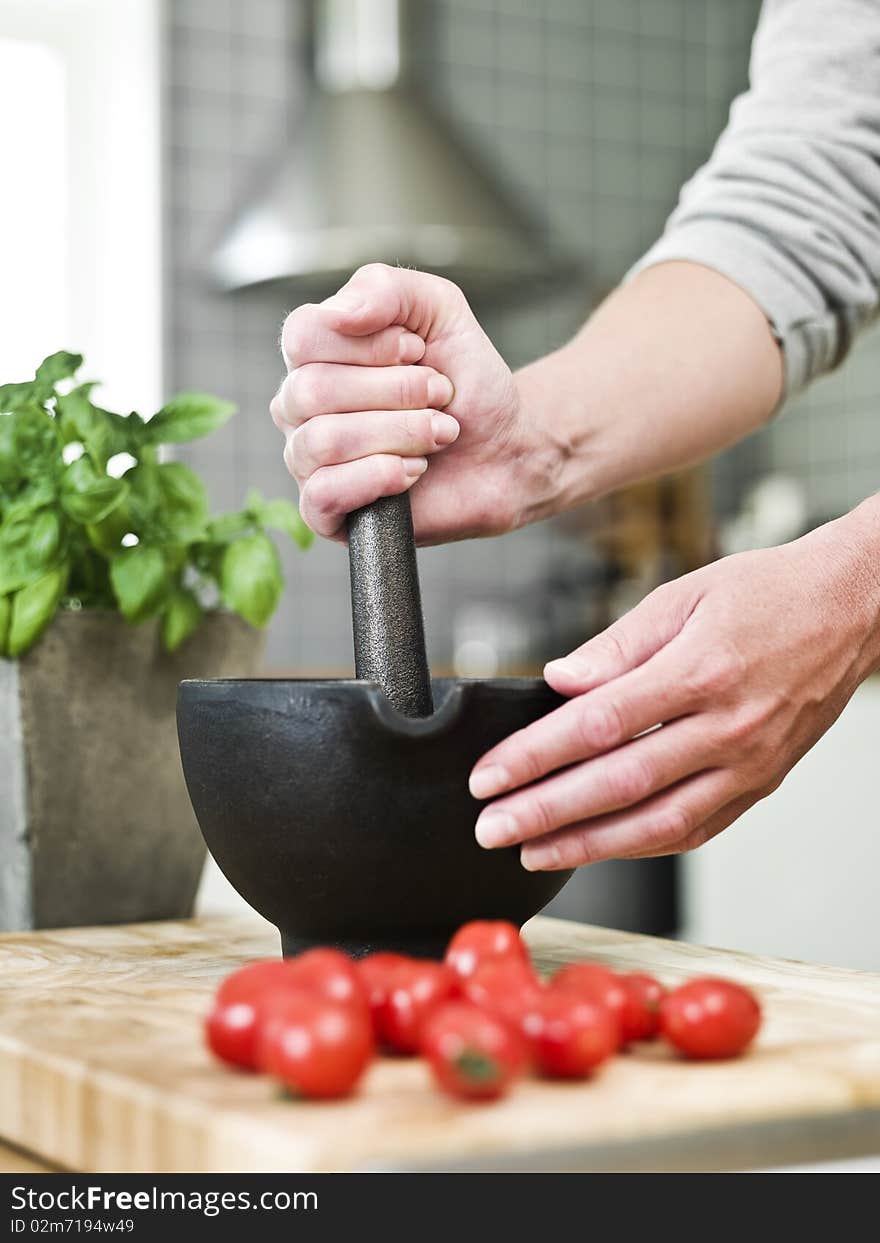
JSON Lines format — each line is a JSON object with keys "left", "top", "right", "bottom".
{"left": 347, "top": 492, "right": 434, "bottom": 718}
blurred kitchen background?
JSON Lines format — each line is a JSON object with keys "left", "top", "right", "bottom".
{"left": 2, "top": 0, "right": 878, "bottom": 969}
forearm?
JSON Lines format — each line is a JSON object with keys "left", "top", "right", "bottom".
{"left": 515, "top": 261, "right": 783, "bottom": 517}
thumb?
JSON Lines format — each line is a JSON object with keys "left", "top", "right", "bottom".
{"left": 544, "top": 578, "right": 699, "bottom": 697}
{"left": 320, "top": 262, "right": 464, "bottom": 340}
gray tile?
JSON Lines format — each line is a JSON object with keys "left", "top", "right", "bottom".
{"left": 637, "top": 0, "right": 685, "bottom": 42}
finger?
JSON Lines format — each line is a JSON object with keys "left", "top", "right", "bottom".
{"left": 474, "top": 715, "right": 715, "bottom": 849}
{"left": 470, "top": 631, "right": 699, "bottom": 801}
{"left": 319, "top": 262, "right": 465, "bottom": 339}
{"left": 272, "top": 364, "right": 455, "bottom": 431}
{"left": 519, "top": 769, "right": 734, "bottom": 871}
{"left": 289, "top": 409, "right": 460, "bottom": 480}
{"left": 616, "top": 795, "right": 755, "bottom": 859}
{"left": 281, "top": 306, "right": 425, "bottom": 370}
{"left": 543, "top": 579, "right": 701, "bottom": 698}
{"left": 294, "top": 453, "right": 428, "bottom": 539}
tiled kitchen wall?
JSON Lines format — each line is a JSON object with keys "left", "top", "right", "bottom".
{"left": 164, "top": 0, "right": 880, "bottom": 677}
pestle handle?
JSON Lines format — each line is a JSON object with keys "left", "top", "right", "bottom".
{"left": 348, "top": 492, "right": 434, "bottom": 718}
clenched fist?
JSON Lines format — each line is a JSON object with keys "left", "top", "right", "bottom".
{"left": 271, "top": 264, "right": 551, "bottom": 543}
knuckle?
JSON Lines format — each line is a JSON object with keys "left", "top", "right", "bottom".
{"left": 583, "top": 698, "right": 624, "bottom": 750}
{"left": 288, "top": 365, "right": 328, "bottom": 419}
{"left": 567, "top": 826, "right": 607, "bottom": 867}
{"left": 509, "top": 734, "right": 544, "bottom": 786}
{"left": 677, "top": 827, "right": 711, "bottom": 854}
{"left": 353, "top": 262, "right": 398, "bottom": 309}
{"left": 355, "top": 261, "right": 394, "bottom": 285}
{"left": 724, "top": 706, "right": 763, "bottom": 752}
{"left": 756, "top": 772, "right": 784, "bottom": 800}
{"left": 655, "top": 802, "right": 692, "bottom": 844}
{"left": 606, "top": 754, "right": 653, "bottom": 806}
{"left": 433, "top": 272, "right": 467, "bottom": 305}
{"left": 399, "top": 409, "right": 431, "bottom": 449}
{"left": 269, "top": 394, "right": 285, "bottom": 428}
{"left": 397, "top": 368, "right": 429, "bottom": 410}
{"left": 524, "top": 791, "right": 556, "bottom": 837}
{"left": 300, "top": 470, "right": 335, "bottom": 521}
{"left": 687, "top": 642, "right": 743, "bottom": 701}
{"left": 592, "top": 629, "right": 628, "bottom": 671}
{"left": 294, "top": 419, "right": 337, "bottom": 472}
{"left": 281, "top": 305, "right": 318, "bottom": 367}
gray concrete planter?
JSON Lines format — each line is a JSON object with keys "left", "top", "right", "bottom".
{"left": 0, "top": 609, "right": 264, "bottom": 931}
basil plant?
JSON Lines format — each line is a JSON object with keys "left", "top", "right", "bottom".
{"left": 0, "top": 351, "right": 311, "bottom": 658}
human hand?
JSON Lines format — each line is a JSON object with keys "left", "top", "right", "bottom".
{"left": 469, "top": 512, "right": 880, "bottom": 870}
{"left": 272, "top": 263, "right": 551, "bottom": 543}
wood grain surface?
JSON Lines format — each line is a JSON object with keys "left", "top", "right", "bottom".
{"left": 0, "top": 915, "right": 878, "bottom": 1173}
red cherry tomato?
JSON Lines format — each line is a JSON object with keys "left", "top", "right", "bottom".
{"left": 462, "top": 959, "right": 546, "bottom": 1052}
{"left": 422, "top": 1002, "right": 527, "bottom": 1101}
{"left": 209, "top": 959, "right": 305, "bottom": 1070}
{"left": 444, "top": 920, "right": 530, "bottom": 981}
{"left": 258, "top": 995, "right": 374, "bottom": 1099}
{"left": 205, "top": 1001, "right": 263, "bottom": 1070}
{"left": 534, "top": 992, "right": 618, "bottom": 1079}
{"left": 550, "top": 963, "right": 629, "bottom": 1047}
{"left": 284, "top": 948, "right": 368, "bottom": 1019}
{"left": 659, "top": 977, "right": 761, "bottom": 1060}
{"left": 355, "top": 953, "right": 410, "bottom": 1035}
{"left": 620, "top": 972, "right": 666, "bottom": 1042}
{"left": 215, "top": 959, "right": 296, "bottom": 1007}
{"left": 379, "top": 960, "right": 458, "bottom": 1054}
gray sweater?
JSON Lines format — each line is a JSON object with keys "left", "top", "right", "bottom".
{"left": 631, "top": 0, "right": 880, "bottom": 399}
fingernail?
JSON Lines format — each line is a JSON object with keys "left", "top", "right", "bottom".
{"left": 403, "top": 456, "right": 428, "bottom": 480}
{"left": 427, "top": 373, "right": 455, "bottom": 407}
{"left": 399, "top": 330, "right": 425, "bottom": 363}
{"left": 469, "top": 764, "right": 510, "bottom": 800}
{"left": 321, "top": 291, "right": 364, "bottom": 314}
{"left": 544, "top": 657, "right": 588, "bottom": 683}
{"left": 431, "top": 413, "right": 460, "bottom": 447}
{"left": 475, "top": 811, "right": 518, "bottom": 849}
{"left": 521, "top": 842, "right": 560, "bottom": 872}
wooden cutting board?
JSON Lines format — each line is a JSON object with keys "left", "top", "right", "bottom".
{"left": 0, "top": 915, "right": 878, "bottom": 1173}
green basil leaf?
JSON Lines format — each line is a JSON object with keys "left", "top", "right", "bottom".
{"left": 35, "top": 351, "right": 82, "bottom": 394}
{"left": 0, "top": 509, "right": 62, "bottom": 594}
{"left": 0, "top": 382, "right": 36, "bottom": 414}
{"left": 205, "top": 510, "right": 252, "bottom": 544}
{"left": 85, "top": 502, "right": 134, "bottom": 557}
{"left": 109, "top": 545, "right": 169, "bottom": 623}
{"left": 61, "top": 457, "right": 128, "bottom": 525}
{"left": 0, "top": 415, "right": 21, "bottom": 486}
{"left": 124, "top": 460, "right": 161, "bottom": 530}
{"left": 56, "top": 387, "right": 137, "bottom": 466}
{"left": 248, "top": 492, "right": 313, "bottom": 550}
{"left": 161, "top": 586, "right": 203, "bottom": 652}
{"left": 6, "top": 565, "right": 68, "bottom": 658}
{"left": 0, "top": 594, "right": 10, "bottom": 656}
{"left": 220, "top": 532, "right": 282, "bottom": 628}
{"left": 1, "top": 480, "right": 57, "bottom": 524}
{"left": 125, "top": 461, "right": 207, "bottom": 543}
{"left": 11, "top": 405, "right": 60, "bottom": 478}
{"left": 143, "top": 393, "right": 236, "bottom": 445}
{"left": 154, "top": 462, "right": 207, "bottom": 542}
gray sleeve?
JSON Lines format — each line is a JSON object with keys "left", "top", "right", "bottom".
{"left": 628, "top": 0, "right": 880, "bottom": 399}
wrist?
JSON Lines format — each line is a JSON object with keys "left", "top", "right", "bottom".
{"left": 811, "top": 494, "right": 880, "bottom": 681}
{"left": 512, "top": 345, "right": 606, "bottom": 524}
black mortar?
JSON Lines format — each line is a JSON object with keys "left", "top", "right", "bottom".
{"left": 177, "top": 491, "right": 572, "bottom": 956}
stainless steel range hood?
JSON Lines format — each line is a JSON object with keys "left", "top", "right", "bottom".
{"left": 210, "top": 0, "right": 569, "bottom": 301}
